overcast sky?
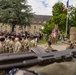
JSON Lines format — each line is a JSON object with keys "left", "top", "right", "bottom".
{"left": 27, "top": 0, "right": 76, "bottom": 15}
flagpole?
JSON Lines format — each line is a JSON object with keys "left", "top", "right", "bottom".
{"left": 66, "top": 0, "right": 69, "bottom": 35}
{"left": 66, "top": 7, "right": 68, "bottom": 35}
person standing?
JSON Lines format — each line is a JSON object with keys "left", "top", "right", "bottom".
{"left": 13, "top": 37, "right": 22, "bottom": 53}
{"left": 0, "top": 38, "right": 3, "bottom": 53}
{"left": 51, "top": 24, "right": 60, "bottom": 44}
{"left": 22, "top": 37, "right": 29, "bottom": 52}
{"left": 0, "top": 37, "right": 5, "bottom": 53}
{"left": 30, "top": 37, "right": 37, "bottom": 48}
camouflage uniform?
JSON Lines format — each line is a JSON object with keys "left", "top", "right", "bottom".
{"left": 9, "top": 40, "right": 15, "bottom": 53}
{"left": 2, "top": 41, "right": 6, "bottom": 53}
{"left": 23, "top": 38, "right": 29, "bottom": 52}
{"left": 13, "top": 39, "right": 22, "bottom": 53}
{"left": 21, "top": 38, "right": 25, "bottom": 51}
{"left": 4, "top": 38, "right": 10, "bottom": 52}
{"left": 74, "top": 44, "right": 76, "bottom": 48}
{"left": 0, "top": 38, "right": 6, "bottom": 53}
{"left": 30, "top": 38, "right": 37, "bottom": 48}
{"left": 44, "top": 41, "right": 53, "bottom": 52}
{"left": 0, "top": 42, "right": 3, "bottom": 53}
{"left": 45, "top": 44, "right": 53, "bottom": 52}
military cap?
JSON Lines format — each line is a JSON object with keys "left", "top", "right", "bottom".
{"left": 0, "top": 38, "right": 5, "bottom": 42}
{"left": 18, "top": 37, "right": 22, "bottom": 41}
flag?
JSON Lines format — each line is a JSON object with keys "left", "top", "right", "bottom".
{"left": 67, "top": 0, "right": 69, "bottom": 8}
{"left": 62, "top": 0, "right": 69, "bottom": 12}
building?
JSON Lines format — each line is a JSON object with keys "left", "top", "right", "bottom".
{"left": 0, "top": 15, "right": 51, "bottom": 34}
{"left": 26, "top": 15, "right": 51, "bottom": 34}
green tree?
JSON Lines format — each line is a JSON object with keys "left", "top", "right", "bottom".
{"left": 52, "top": 2, "right": 66, "bottom": 16}
{"left": 41, "top": 2, "right": 66, "bottom": 35}
{"left": 41, "top": 20, "right": 54, "bottom": 35}
{"left": 69, "top": 6, "right": 76, "bottom": 27}
{"left": 52, "top": 2, "right": 67, "bottom": 31}
{"left": 0, "top": 0, "right": 33, "bottom": 32}
{"left": 51, "top": 14, "right": 66, "bottom": 31}
{"left": 40, "top": 20, "right": 55, "bottom": 40}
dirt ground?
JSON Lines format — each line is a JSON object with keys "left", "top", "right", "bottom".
{"left": 38, "top": 42, "right": 68, "bottom": 51}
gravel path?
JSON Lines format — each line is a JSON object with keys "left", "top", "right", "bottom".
{"left": 38, "top": 42, "right": 68, "bottom": 51}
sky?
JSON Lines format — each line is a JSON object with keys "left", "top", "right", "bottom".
{"left": 27, "top": 0, "right": 76, "bottom": 15}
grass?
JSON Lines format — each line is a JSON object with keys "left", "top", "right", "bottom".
{"left": 38, "top": 38, "right": 47, "bottom": 44}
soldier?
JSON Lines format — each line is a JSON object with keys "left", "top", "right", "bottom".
{"left": 23, "top": 37, "right": 29, "bottom": 52}
{"left": 13, "top": 37, "right": 22, "bottom": 53}
{"left": 21, "top": 35, "right": 25, "bottom": 51}
{"left": 73, "top": 41, "right": 76, "bottom": 48}
{"left": 66, "top": 43, "right": 74, "bottom": 49}
{"left": 30, "top": 37, "right": 37, "bottom": 48}
{"left": 44, "top": 41, "right": 53, "bottom": 52}
{"left": 9, "top": 36, "right": 15, "bottom": 53}
{"left": 0, "top": 38, "right": 3, "bottom": 53}
{"left": 4, "top": 36, "right": 11, "bottom": 52}
{"left": 14, "top": 36, "right": 19, "bottom": 43}
{"left": 0, "top": 37, "right": 5, "bottom": 53}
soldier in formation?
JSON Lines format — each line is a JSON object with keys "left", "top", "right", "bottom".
{"left": 0, "top": 32, "right": 39, "bottom": 53}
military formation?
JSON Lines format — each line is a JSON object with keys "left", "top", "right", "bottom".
{"left": 0, "top": 31, "right": 43, "bottom": 53}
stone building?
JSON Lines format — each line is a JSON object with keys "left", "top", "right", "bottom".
{"left": 0, "top": 15, "right": 51, "bottom": 34}
{"left": 70, "top": 27, "right": 76, "bottom": 43}
{"left": 26, "top": 15, "right": 51, "bottom": 34}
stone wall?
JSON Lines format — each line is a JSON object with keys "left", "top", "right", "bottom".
{"left": 0, "top": 23, "right": 43, "bottom": 34}
{"left": 70, "top": 27, "right": 76, "bottom": 43}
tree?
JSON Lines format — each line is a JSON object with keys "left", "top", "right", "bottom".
{"left": 68, "top": 6, "right": 76, "bottom": 27}
{"left": 41, "top": 2, "right": 76, "bottom": 37}
{"left": 40, "top": 20, "right": 55, "bottom": 40}
{"left": 52, "top": 2, "right": 66, "bottom": 16}
{"left": 51, "top": 14, "right": 66, "bottom": 31}
{"left": 41, "top": 20, "right": 55, "bottom": 35}
{"left": 41, "top": 2, "right": 67, "bottom": 35}
{"left": 52, "top": 2, "right": 67, "bottom": 31}
{"left": 0, "top": 0, "right": 33, "bottom": 32}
